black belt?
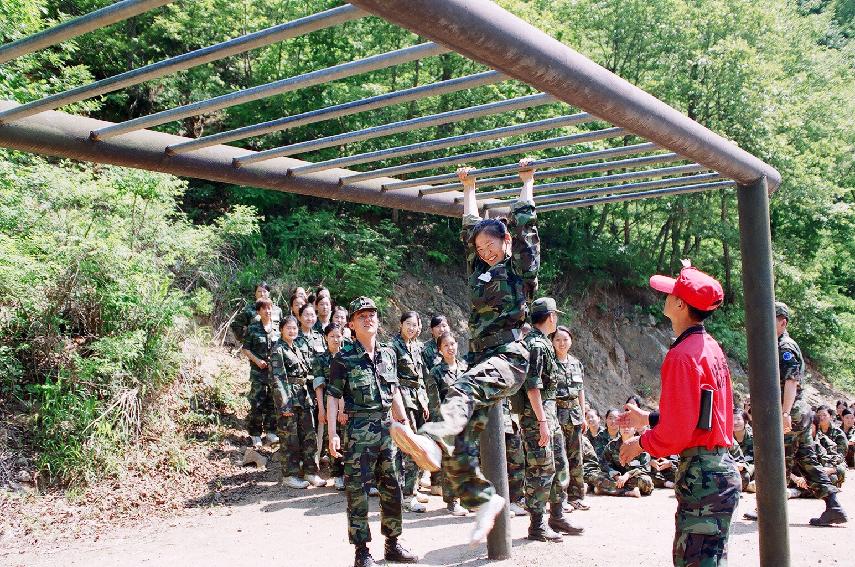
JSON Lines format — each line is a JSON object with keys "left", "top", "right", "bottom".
{"left": 470, "top": 329, "right": 519, "bottom": 353}
{"left": 680, "top": 446, "right": 726, "bottom": 458}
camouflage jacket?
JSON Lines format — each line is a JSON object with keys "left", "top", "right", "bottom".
{"left": 296, "top": 328, "right": 327, "bottom": 366}
{"left": 390, "top": 334, "right": 430, "bottom": 412}
{"left": 427, "top": 359, "right": 467, "bottom": 409}
{"left": 421, "top": 338, "right": 442, "bottom": 373}
{"left": 728, "top": 441, "right": 754, "bottom": 477}
{"left": 231, "top": 302, "right": 282, "bottom": 343}
{"left": 554, "top": 354, "right": 585, "bottom": 425}
{"left": 591, "top": 427, "right": 616, "bottom": 461}
{"left": 327, "top": 340, "right": 399, "bottom": 414}
{"left": 270, "top": 339, "right": 313, "bottom": 411}
{"left": 778, "top": 330, "right": 805, "bottom": 399}
{"left": 312, "top": 349, "right": 334, "bottom": 391}
{"left": 581, "top": 435, "right": 601, "bottom": 478}
{"left": 463, "top": 199, "right": 539, "bottom": 357}
{"left": 522, "top": 327, "right": 558, "bottom": 406}
{"left": 242, "top": 320, "right": 280, "bottom": 382}
{"left": 735, "top": 424, "right": 754, "bottom": 464}
{"left": 814, "top": 434, "right": 844, "bottom": 468}
{"left": 819, "top": 424, "right": 848, "bottom": 459}
{"left": 601, "top": 435, "right": 650, "bottom": 478}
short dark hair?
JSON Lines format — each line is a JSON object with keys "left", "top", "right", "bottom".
{"left": 471, "top": 217, "right": 509, "bottom": 242}
{"left": 687, "top": 305, "right": 715, "bottom": 322}
{"left": 840, "top": 408, "right": 852, "bottom": 417}
{"left": 531, "top": 310, "right": 552, "bottom": 325}
{"left": 436, "top": 331, "right": 456, "bottom": 351}
{"left": 816, "top": 404, "right": 832, "bottom": 415}
{"left": 333, "top": 305, "right": 348, "bottom": 315}
{"left": 400, "top": 310, "right": 419, "bottom": 325}
{"left": 430, "top": 315, "right": 448, "bottom": 329}
{"left": 836, "top": 400, "right": 848, "bottom": 409}
{"left": 280, "top": 315, "right": 298, "bottom": 329}
{"left": 299, "top": 303, "right": 316, "bottom": 317}
{"left": 289, "top": 294, "right": 304, "bottom": 308}
{"left": 605, "top": 408, "right": 620, "bottom": 419}
{"left": 254, "top": 298, "right": 273, "bottom": 311}
{"left": 256, "top": 282, "right": 271, "bottom": 292}
{"left": 323, "top": 322, "right": 342, "bottom": 336}
{"left": 586, "top": 407, "right": 600, "bottom": 417}
{"left": 553, "top": 325, "right": 572, "bottom": 339}
{"left": 626, "top": 395, "right": 642, "bottom": 407}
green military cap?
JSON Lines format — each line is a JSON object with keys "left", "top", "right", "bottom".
{"left": 774, "top": 301, "right": 790, "bottom": 320}
{"left": 349, "top": 296, "right": 378, "bottom": 319}
{"left": 531, "top": 297, "right": 563, "bottom": 317}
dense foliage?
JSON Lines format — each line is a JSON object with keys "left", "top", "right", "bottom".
{"left": 1, "top": 0, "right": 853, "bottom": 483}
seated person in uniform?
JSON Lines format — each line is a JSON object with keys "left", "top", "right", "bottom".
{"left": 591, "top": 408, "right": 620, "bottom": 460}
{"left": 650, "top": 455, "right": 679, "bottom": 489}
{"left": 728, "top": 441, "right": 754, "bottom": 492}
{"left": 792, "top": 422, "right": 847, "bottom": 495}
{"left": 841, "top": 408, "right": 855, "bottom": 468}
{"left": 591, "top": 425, "right": 653, "bottom": 497}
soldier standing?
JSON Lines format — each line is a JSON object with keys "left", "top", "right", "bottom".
{"left": 619, "top": 264, "right": 741, "bottom": 567}
{"left": 391, "top": 159, "right": 541, "bottom": 545}
{"left": 520, "top": 298, "right": 582, "bottom": 540}
{"left": 230, "top": 282, "right": 281, "bottom": 344}
{"left": 312, "top": 322, "right": 348, "bottom": 490}
{"left": 594, "top": 426, "right": 654, "bottom": 497}
{"left": 552, "top": 324, "right": 590, "bottom": 511}
{"left": 327, "top": 297, "right": 417, "bottom": 567}
{"left": 241, "top": 298, "right": 280, "bottom": 448}
{"left": 422, "top": 315, "right": 450, "bottom": 373}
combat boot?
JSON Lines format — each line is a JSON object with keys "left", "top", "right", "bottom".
{"left": 384, "top": 537, "right": 418, "bottom": 563}
{"left": 810, "top": 493, "right": 848, "bottom": 526}
{"left": 527, "top": 513, "right": 562, "bottom": 542}
{"left": 548, "top": 502, "right": 584, "bottom": 535}
{"left": 354, "top": 544, "right": 376, "bottom": 567}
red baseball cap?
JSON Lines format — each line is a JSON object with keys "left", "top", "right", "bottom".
{"left": 650, "top": 264, "right": 724, "bottom": 312}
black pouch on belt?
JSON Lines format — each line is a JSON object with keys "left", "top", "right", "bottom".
{"left": 697, "top": 387, "right": 714, "bottom": 431}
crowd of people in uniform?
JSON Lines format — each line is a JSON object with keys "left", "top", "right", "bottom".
{"left": 228, "top": 161, "right": 851, "bottom": 567}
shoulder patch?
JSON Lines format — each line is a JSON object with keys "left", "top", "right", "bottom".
{"left": 782, "top": 352, "right": 794, "bottom": 362}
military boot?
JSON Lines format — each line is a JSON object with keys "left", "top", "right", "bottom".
{"left": 354, "top": 544, "right": 376, "bottom": 567}
{"left": 384, "top": 537, "right": 418, "bottom": 563}
{"left": 527, "top": 513, "right": 562, "bottom": 542}
{"left": 548, "top": 502, "right": 584, "bottom": 535}
{"left": 810, "top": 493, "right": 848, "bottom": 526}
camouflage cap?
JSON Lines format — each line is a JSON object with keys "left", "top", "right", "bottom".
{"left": 349, "top": 296, "right": 378, "bottom": 319}
{"left": 531, "top": 297, "right": 563, "bottom": 317}
{"left": 775, "top": 301, "right": 790, "bottom": 320}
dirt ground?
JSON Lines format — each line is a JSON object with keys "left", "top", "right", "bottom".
{"left": 6, "top": 475, "right": 853, "bottom": 567}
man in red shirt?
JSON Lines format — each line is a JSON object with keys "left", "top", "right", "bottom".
{"left": 619, "top": 263, "right": 741, "bottom": 567}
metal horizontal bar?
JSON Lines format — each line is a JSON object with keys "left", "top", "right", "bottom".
{"left": 476, "top": 162, "right": 705, "bottom": 203}
{"left": 285, "top": 112, "right": 596, "bottom": 175}
{"left": 91, "top": 42, "right": 449, "bottom": 141}
{"left": 536, "top": 180, "right": 736, "bottom": 212}
{"left": 419, "top": 152, "right": 682, "bottom": 196}
{"left": 0, "top": 99, "right": 464, "bottom": 217}
{"left": 483, "top": 171, "right": 724, "bottom": 210}
{"left": 0, "top": 0, "right": 174, "bottom": 64}
{"left": 340, "top": 126, "right": 626, "bottom": 184}
{"left": 381, "top": 142, "right": 660, "bottom": 190}
{"left": 0, "top": 5, "right": 365, "bottom": 124}
{"left": 235, "top": 92, "right": 557, "bottom": 166}
{"left": 166, "top": 70, "right": 505, "bottom": 155}
{"left": 350, "top": 0, "right": 780, "bottom": 191}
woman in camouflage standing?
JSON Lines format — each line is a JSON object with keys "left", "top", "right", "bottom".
{"left": 392, "top": 158, "right": 540, "bottom": 544}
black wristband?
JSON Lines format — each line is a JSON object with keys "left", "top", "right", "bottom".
{"left": 649, "top": 410, "right": 660, "bottom": 428}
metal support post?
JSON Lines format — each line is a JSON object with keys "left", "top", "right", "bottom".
{"left": 480, "top": 402, "right": 512, "bottom": 560}
{"left": 736, "top": 176, "right": 790, "bottom": 567}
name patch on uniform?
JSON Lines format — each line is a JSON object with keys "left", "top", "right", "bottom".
{"left": 782, "top": 352, "right": 793, "bottom": 362}
{"left": 478, "top": 272, "right": 493, "bottom": 283}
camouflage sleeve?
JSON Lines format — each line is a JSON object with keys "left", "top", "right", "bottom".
{"left": 831, "top": 427, "right": 848, "bottom": 457}
{"left": 461, "top": 213, "right": 486, "bottom": 276}
{"left": 601, "top": 442, "right": 620, "bottom": 476}
{"left": 327, "top": 354, "right": 346, "bottom": 399}
{"left": 626, "top": 450, "right": 650, "bottom": 477}
{"left": 779, "top": 348, "right": 802, "bottom": 382}
{"left": 508, "top": 199, "right": 540, "bottom": 300}
{"left": 231, "top": 306, "right": 249, "bottom": 343}
{"left": 311, "top": 355, "right": 326, "bottom": 391}
{"left": 729, "top": 442, "right": 745, "bottom": 463}
{"left": 524, "top": 341, "right": 545, "bottom": 391}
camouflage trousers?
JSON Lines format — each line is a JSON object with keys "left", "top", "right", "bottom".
{"left": 397, "top": 403, "right": 426, "bottom": 496}
{"left": 589, "top": 471, "right": 654, "bottom": 496}
{"left": 506, "top": 426, "right": 526, "bottom": 503}
{"left": 246, "top": 372, "right": 277, "bottom": 436}
{"left": 672, "top": 447, "right": 741, "bottom": 567}
{"left": 521, "top": 406, "right": 568, "bottom": 513}
{"left": 343, "top": 413, "right": 402, "bottom": 545}
{"left": 558, "top": 414, "right": 585, "bottom": 501}
{"left": 651, "top": 464, "right": 677, "bottom": 488}
{"left": 785, "top": 424, "right": 839, "bottom": 499}
{"left": 277, "top": 406, "right": 318, "bottom": 477}
{"left": 420, "top": 350, "right": 527, "bottom": 510}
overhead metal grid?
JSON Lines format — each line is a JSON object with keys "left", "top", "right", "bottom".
{"left": 0, "top": 4, "right": 789, "bottom": 565}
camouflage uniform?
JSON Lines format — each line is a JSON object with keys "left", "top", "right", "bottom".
{"left": 735, "top": 424, "right": 754, "bottom": 466}
{"left": 555, "top": 354, "right": 586, "bottom": 502}
{"left": 270, "top": 339, "right": 318, "bottom": 478}
{"left": 779, "top": 330, "right": 839, "bottom": 499}
{"left": 673, "top": 447, "right": 742, "bottom": 567}
{"left": 650, "top": 455, "right": 680, "bottom": 489}
{"left": 728, "top": 442, "right": 753, "bottom": 491}
{"left": 503, "top": 399, "right": 526, "bottom": 503}
{"left": 814, "top": 432, "right": 846, "bottom": 488}
{"left": 296, "top": 328, "right": 328, "bottom": 458}
{"left": 593, "top": 435, "right": 654, "bottom": 496}
{"left": 242, "top": 320, "right": 279, "bottom": 437}
{"left": 521, "top": 327, "right": 568, "bottom": 513}
{"left": 581, "top": 435, "right": 601, "bottom": 491}
{"left": 391, "top": 334, "right": 431, "bottom": 497}
{"left": 845, "top": 426, "right": 855, "bottom": 468}
{"left": 419, "top": 199, "right": 539, "bottom": 510}
{"left": 314, "top": 349, "right": 343, "bottom": 479}
{"left": 327, "top": 339, "right": 402, "bottom": 546}
{"left": 421, "top": 338, "right": 442, "bottom": 374}
{"left": 231, "top": 301, "right": 282, "bottom": 343}
{"left": 590, "top": 427, "right": 614, "bottom": 461}
{"left": 428, "top": 359, "right": 468, "bottom": 503}
{"left": 819, "top": 424, "right": 849, "bottom": 459}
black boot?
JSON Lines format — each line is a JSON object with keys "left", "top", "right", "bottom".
{"left": 810, "top": 492, "right": 848, "bottom": 526}
{"left": 548, "top": 502, "right": 584, "bottom": 535}
{"left": 384, "top": 537, "right": 418, "bottom": 563}
{"left": 527, "top": 513, "right": 563, "bottom": 542}
{"left": 354, "top": 544, "right": 376, "bottom": 567}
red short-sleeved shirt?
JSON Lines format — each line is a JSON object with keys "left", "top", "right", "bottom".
{"left": 640, "top": 326, "right": 734, "bottom": 457}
